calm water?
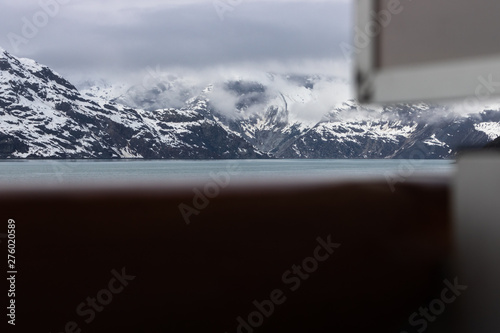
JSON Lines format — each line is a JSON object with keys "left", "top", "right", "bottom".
{"left": 0, "top": 159, "right": 454, "bottom": 186}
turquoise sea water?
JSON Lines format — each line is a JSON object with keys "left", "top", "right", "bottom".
{"left": 0, "top": 159, "right": 454, "bottom": 186}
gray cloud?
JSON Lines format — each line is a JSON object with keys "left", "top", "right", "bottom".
{"left": 0, "top": 0, "right": 351, "bottom": 81}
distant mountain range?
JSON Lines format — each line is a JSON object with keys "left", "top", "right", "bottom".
{"left": 1, "top": 47, "right": 499, "bottom": 159}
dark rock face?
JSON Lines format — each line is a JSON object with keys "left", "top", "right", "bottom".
{"left": 0, "top": 134, "right": 29, "bottom": 157}
{"left": 485, "top": 137, "right": 500, "bottom": 148}
{"left": 1, "top": 47, "right": 500, "bottom": 159}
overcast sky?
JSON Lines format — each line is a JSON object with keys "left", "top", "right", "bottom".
{"left": 0, "top": 0, "right": 352, "bottom": 83}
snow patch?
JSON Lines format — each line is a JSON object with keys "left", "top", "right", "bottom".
{"left": 424, "top": 134, "right": 448, "bottom": 147}
{"left": 474, "top": 122, "right": 500, "bottom": 140}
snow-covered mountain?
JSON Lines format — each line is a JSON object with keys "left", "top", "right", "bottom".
{"left": 0, "top": 48, "right": 264, "bottom": 159}
{"left": 1, "top": 47, "right": 499, "bottom": 159}
{"left": 201, "top": 81, "right": 498, "bottom": 159}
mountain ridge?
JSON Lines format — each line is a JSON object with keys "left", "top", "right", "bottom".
{"left": 1, "top": 48, "right": 499, "bottom": 159}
